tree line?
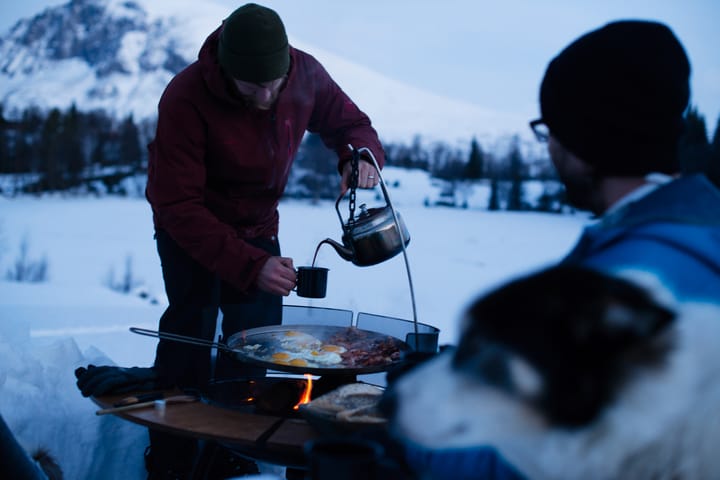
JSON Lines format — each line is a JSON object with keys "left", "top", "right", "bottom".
{"left": 0, "top": 103, "right": 149, "bottom": 195}
{"left": 1, "top": 104, "right": 719, "bottom": 211}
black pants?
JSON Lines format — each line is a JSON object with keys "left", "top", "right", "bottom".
{"left": 148, "top": 229, "right": 282, "bottom": 477}
{"left": 153, "top": 228, "right": 282, "bottom": 386}
{"left": 0, "top": 414, "right": 51, "bottom": 480}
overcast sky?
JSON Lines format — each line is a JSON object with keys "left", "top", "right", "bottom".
{"left": 2, "top": 0, "right": 720, "bottom": 133}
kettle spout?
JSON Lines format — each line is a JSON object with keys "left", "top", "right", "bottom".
{"left": 320, "top": 238, "right": 354, "bottom": 262}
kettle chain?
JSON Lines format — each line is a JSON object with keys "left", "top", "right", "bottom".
{"left": 347, "top": 148, "right": 359, "bottom": 229}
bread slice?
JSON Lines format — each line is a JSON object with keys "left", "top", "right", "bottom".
{"left": 304, "top": 383, "right": 386, "bottom": 424}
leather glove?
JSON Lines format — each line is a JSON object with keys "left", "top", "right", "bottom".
{"left": 74, "top": 364, "right": 166, "bottom": 397}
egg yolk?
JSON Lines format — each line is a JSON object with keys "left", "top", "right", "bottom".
{"left": 289, "top": 358, "right": 308, "bottom": 367}
{"left": 272, "top": 352, "right": 291, "bottom": 361}
{"left": 321, "top": 345, "right": 344, "bottom": 353}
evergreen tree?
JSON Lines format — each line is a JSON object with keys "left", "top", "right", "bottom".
{"left": 37, "top": 108, "right": 63, "bottom": 191}
{"left": 119, "top": 114, "right": 143, "bottom": 170}
{"left": 713, "top": 115, "right": 720, "bottom": 150}
{"left": 488, "top": 177, "right": 501, "bottom": 211}
{"left": 431, "top": 143, "right": 465, "bottom": 181}
{"left": 0, "top": 104, "right": 9, "bottom": 173}
{"left": 708, "top": 114, "right": 720, "bottom": 185}
{"left": 410, "top": 135, "right": 429, "bottom": 170}
{"left": 59, "top": 104, "right": 85, "bottom": 183}
{"left": 91, "top": 135, "right": 108, "bottom": 169}
{"left": 684, "top": 106, "right": 709, "bottom": 143}
{"left": 16, "top": 108, "right": 44, "bottom": 174}
{"left": 385, "top": 137, "right": 430, "bottom": 170}
{"left": 506, "top": 137, "right": 525, "bottom": 211}
{"left": 463, "top": 137, "right": 484, "bottom": 181}
{"left": 87, "top": 112, "right": 114, "bottom": 168}
{"left": 678, "top": 106, "right": 711, "bottom": 175}
{"left": 296, "top": 133, "right": 337, "bottom": 175}
{"left": 293, "top": 133, "right": 339, "bottom": 201}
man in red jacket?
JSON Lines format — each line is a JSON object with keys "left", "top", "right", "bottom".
{"left": 144, "top": 3, "right": 385, "bottom": 477}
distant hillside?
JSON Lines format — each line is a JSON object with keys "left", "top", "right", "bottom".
{"left": 0, "top": 0, "right": 526, "bottom": 144}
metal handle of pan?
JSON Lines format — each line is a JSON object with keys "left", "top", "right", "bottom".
{"left": 129, "top": 327, "right": 236, "bottom": 353}
{"left": 353, "top": 145, "right": 419, "bottom": 349}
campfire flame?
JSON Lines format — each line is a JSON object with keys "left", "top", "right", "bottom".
{"left": 293, "top": 374, "right": 313, "bottom": 410}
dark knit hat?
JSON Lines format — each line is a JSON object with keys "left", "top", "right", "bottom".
{"left": 218, "top": 3, "right": 289, "bottom": 83}
{"left": 540, "top": 20, "right": 691, "bottom": 176}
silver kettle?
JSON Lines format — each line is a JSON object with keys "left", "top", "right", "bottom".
{"left": 321, "top": 147, "right": 410, "bottom": 267}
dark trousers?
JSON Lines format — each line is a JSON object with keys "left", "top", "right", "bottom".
{"left": 0, "top": 414, "right": 50, "bottom": 480}
{"left": 153, "top": 228, "right": 282, "bottom": 386}
{"left": 148, "top": 229, "right": 282, "bottom": 477}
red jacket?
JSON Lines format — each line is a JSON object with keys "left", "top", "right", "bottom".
{"left": 147, "top": 26, "right": 384, "bottom": 292}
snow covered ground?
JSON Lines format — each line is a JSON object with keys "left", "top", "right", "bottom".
{"left": 0, "top": 169, "right": 587, "bottom": 479}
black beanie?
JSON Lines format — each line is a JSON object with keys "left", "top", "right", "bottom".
{"left": 218, "top": 3, "right": 290, "bottom": 83}
{"left": 540, "top": 20, "right": 690, "bottom": 176}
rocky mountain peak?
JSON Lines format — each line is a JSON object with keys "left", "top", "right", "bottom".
{"left": 0, "top": 0, "right": 525, "bottom": 142}
{"left": 1, "top": 0, "right": 186, "bottom": 78}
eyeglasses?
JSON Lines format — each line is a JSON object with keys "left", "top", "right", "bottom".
{"left": 529, "top": 118, "right": 550, "bottom": 143}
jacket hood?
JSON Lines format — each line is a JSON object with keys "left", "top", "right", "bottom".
{"left": 599, "top": 175, "right": 720, "bottom": 260}
{"left": 198, "top": 26, "right": 235, "bottom": 103}
{"left": 603, "top": 174, "right": 720, "bottom": 229}
{"left": 569, "top": 174, "right": 720, "bottom": 301}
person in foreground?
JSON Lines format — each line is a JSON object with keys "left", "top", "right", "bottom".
{"left": 1, "top": 413, "right": 63, "bottom": 480}
{"left": 384, "top": 265, "right": 720, "bottom": 479}
{"left": 530, "top": 20, "right": 720, "bottom": 302}
{"left": 379, "top": 19, "right": 720, "bottom": 480}
{"left": 76, "top": 3, "right": 384, "bottom": 478}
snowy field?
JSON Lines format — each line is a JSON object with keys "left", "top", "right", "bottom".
{"left": 0, "top": 169, "right": 587, "bottom": 479}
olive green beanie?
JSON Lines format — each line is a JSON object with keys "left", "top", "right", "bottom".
{"left": 218, "top": 3, "right": 290, "bottom": 83}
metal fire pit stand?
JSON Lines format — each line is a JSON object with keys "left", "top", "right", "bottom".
{"left": 353, "top": 146, "right": 420, "bottom": 350}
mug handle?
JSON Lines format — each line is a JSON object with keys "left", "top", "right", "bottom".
{"left": 291, "top": 268, "right": 299, "bottom": 293}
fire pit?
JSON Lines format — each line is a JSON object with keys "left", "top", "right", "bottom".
{"left": 201, "top": 375, "right": 362, "bottom": 418}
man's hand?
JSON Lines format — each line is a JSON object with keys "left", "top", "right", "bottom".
{"left": 256, "top": 256, "right": 296, "bottom": 296}
{"left": 341, "top": 159, "right": 380, "bottom": 193}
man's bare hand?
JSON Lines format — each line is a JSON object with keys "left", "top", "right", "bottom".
{"left": 341, "top": 159, "right": 379, "bottom": 193}
{"left": 256, "top": 256, "right": 296, "bottom": 296}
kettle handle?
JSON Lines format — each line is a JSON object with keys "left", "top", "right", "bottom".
{"left": 334, "top": 184, "right": 350, "bottom": 233}
{"left": 355, "top": 146, "right": 393, "bottom": 208}
{"left": 335, "top": 146, "right": 393, "bottom": 213}
{"left": 334, "top": 145, "right": 398, "bottom": 234}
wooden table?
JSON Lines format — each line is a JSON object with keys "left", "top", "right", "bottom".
{"left": 92, "top": 389, "right": 319, "bottom": 471}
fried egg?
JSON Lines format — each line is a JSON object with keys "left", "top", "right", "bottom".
{"left": 279, "top": 330, "right": 322, "bottom": 352}
{"left": 267, "top": 334, "right": 348, "bottom": 367}
{"left": 271, "top": 351, "right": 292, "bottom": 362}
{"left": 289, "top": 358, "right": 309, "bottom": 367}
{"left": 300, "top": 349, "right": 343, "bottom": 366}
{"left": 320, "top": 344, "right": 347, "bottom": 354}
{"left": 269, "top": 349, "right": 342, "bottom": 367}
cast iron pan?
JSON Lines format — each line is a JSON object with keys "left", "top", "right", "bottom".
{"left": 130, "top": 325, "right": 410, "bottom": 376}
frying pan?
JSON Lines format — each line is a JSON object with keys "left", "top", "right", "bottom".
{"left": 130, "top": 325, "right": 410, "bottom": 376}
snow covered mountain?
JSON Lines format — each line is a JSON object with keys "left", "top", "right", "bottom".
{"left": 0, "top": 0, "right": 526, "bottom": 143}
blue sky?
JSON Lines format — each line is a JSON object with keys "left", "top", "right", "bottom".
{"left": 2, "top": 0, "right": 720, "bottom": 132}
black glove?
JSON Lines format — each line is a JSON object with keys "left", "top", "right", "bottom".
{"left": 74, "top": 364, "right": 166, "bottom": 397}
